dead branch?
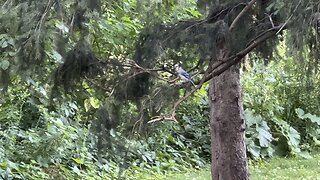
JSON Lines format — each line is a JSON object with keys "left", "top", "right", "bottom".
{"left": 148, "top": 115, "right": 178, "bottom": 123}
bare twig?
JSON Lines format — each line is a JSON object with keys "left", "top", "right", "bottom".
{"left": 84, "top": 76, "right": 110, "bottom": 91}
{"left": 229, "top": 0, "right": 257, "bottom": 32}
{"left": 70, "top": 11, "right": 76, "bottom": 33}
{"left": 188, "top": 60, "right": 202, "bottom": 73}
{"left": 265, "top": 13, "right": 275, "bottom": 28}
{"left": 99, "top": 59, "right": 164, "bottom": 73}
{"left": 276, "top": 0, "right": 302, "bottom": 34}
{"left": 35, "top": 0, "right": 55, "bottom": 41}
{"left": 2, "top": 0, "right": 11, "bottom": 8}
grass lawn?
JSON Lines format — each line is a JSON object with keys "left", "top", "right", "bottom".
{"left": 132, "top": 154, "right": 320, "bottom": 180}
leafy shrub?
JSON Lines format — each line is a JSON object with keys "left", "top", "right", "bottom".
{"left": 242, "top": 57, "right": 320, "bottom": 159}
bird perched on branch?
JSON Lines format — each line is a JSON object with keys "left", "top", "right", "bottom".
{"left": 174, "top": 64, "right": 196, "bottom": 87}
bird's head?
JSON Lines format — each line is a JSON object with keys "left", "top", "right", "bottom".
{"left": 174, "top": 63, "right": 180, "bottom": 70}
{"left": 163, "top": 63, "right": 168, "bottom": 69}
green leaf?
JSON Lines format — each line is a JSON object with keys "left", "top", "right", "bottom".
{"left": 56, "top": 22, "right": 69, "bottom": 33}
{"left": 72, "top": 158, "right": 84, "bottom": 165}
{"left": 0, "top": 162, "right": 8, "bottom": 168}
{"left": 90, "top": 97, "right": 100, "bottom": 109}
{"left": 52, "top": 50, "right": 63, "bottom": 63}
{"left": 303, "top": 113, "right": 320, "bottom": 125}
{"left": 121, "top": 16, "right": 131, "bottom": 22}
{"left": 188, "top": 9, "right": 201, "bottom": 17}
{"left": 245, "top": 110, "right": 255, "bottom": 127}
{"left": 258, "top": 121, "right": 272, "bottom": 147}
{"left": 248, "top": 145, "right": 261, "bottom": 159}
{"left": 0, "top": 34, "right": 8, "bottom": 39}
{"left": 1, "top": 41, "right": 8, "bottom": 48}
{"left": 295, "top": 108, "right": 320, "bottom": 125}
{"left": 287, "top": 127, "right": 300, "bottom": 147}
{"left": 7, "top": 38, "right": 14, "bottom": 46}
{"left": 84, "top": 99, "right": 90, "bottom": 112}
{"left": 72, "top": 166, "right": 81, "bottom": 175}
{"left": 298, "top": 151, "right": 312, "bottom": 159}
{"left": 295, "top": 108, "right": 305, "bottom": 118}
{"left": 7, "top": 160, "right": 18, "bottom": 170}
{"left": 69, "top": 102, "right": 78, "bottom": 110}
{"left": 54, "top": 119, "right": 64, "bottom": 126}
{"left": 8, "top": 51, "right": 17, "bottom": 56}
{"left": 109, "top": 129, "right": 115, "bottom": 137}
{"left": 167, "top": 135, "right": 175, "bottom": 143}
{"left": 1, "top": 60, "right": 10, "bottom": 70}
{"left": 142, "top": 155, "right": 147, "bottom": 162}
{"left": 30, "top": 160, "right": 37, "bottom": 164}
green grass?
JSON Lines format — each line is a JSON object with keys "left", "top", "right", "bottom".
{"left": 131, "top": 154, "right": 320, "bottom": 180}
{"left": 250, "top": 154, "right": 320, "bottom": 180}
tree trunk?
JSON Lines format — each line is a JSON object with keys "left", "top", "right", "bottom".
{"left": 209, "top": 60, "right": 248, "bottom": 179}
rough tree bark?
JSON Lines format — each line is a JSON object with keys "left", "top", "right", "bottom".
{"left": 209, "top": 49, "right": 248, "bottom": 179}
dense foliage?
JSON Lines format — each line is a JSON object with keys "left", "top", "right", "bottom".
{"left": 243, "top": 54, "right": 320, "bottom": 159}
{"left": 0, "top": 0, "right": 320, "bottom": 179}
{"left": 1, "top": 51, "right": 319, "bottom": 179}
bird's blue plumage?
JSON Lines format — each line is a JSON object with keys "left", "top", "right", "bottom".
{"left": 181, "top": 71, "right": 190, "bottom": 79}
{"left": 174, "top": 64, "right": 196, "bottom": 87}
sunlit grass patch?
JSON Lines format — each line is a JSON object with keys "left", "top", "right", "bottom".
{"left": 250, "top": 154, "right": 320, "bottom": 180}
{"left": 131, "top": 154, "right": 320, "bottom": 180}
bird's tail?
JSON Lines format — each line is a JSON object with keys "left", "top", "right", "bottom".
{"left": 190, "top": 80, "right": 196, "bottom": 87}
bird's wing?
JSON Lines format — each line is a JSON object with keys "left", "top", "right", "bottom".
{"left": 181, "top": 71, "right": 190, "bottom": 79}
{"left": 178, "top": 74, "right": 189, "bottom": 82}
{"left": 178, "top": 68, "right": 190, "bottom": 79}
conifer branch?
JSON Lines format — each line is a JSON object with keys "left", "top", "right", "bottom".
{"left": 148, "top": 23, "right": 288, "bottom": 124}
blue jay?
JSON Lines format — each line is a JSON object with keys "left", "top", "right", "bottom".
{"left": 174, "top": 64, "right": 196, "bottom": 87}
